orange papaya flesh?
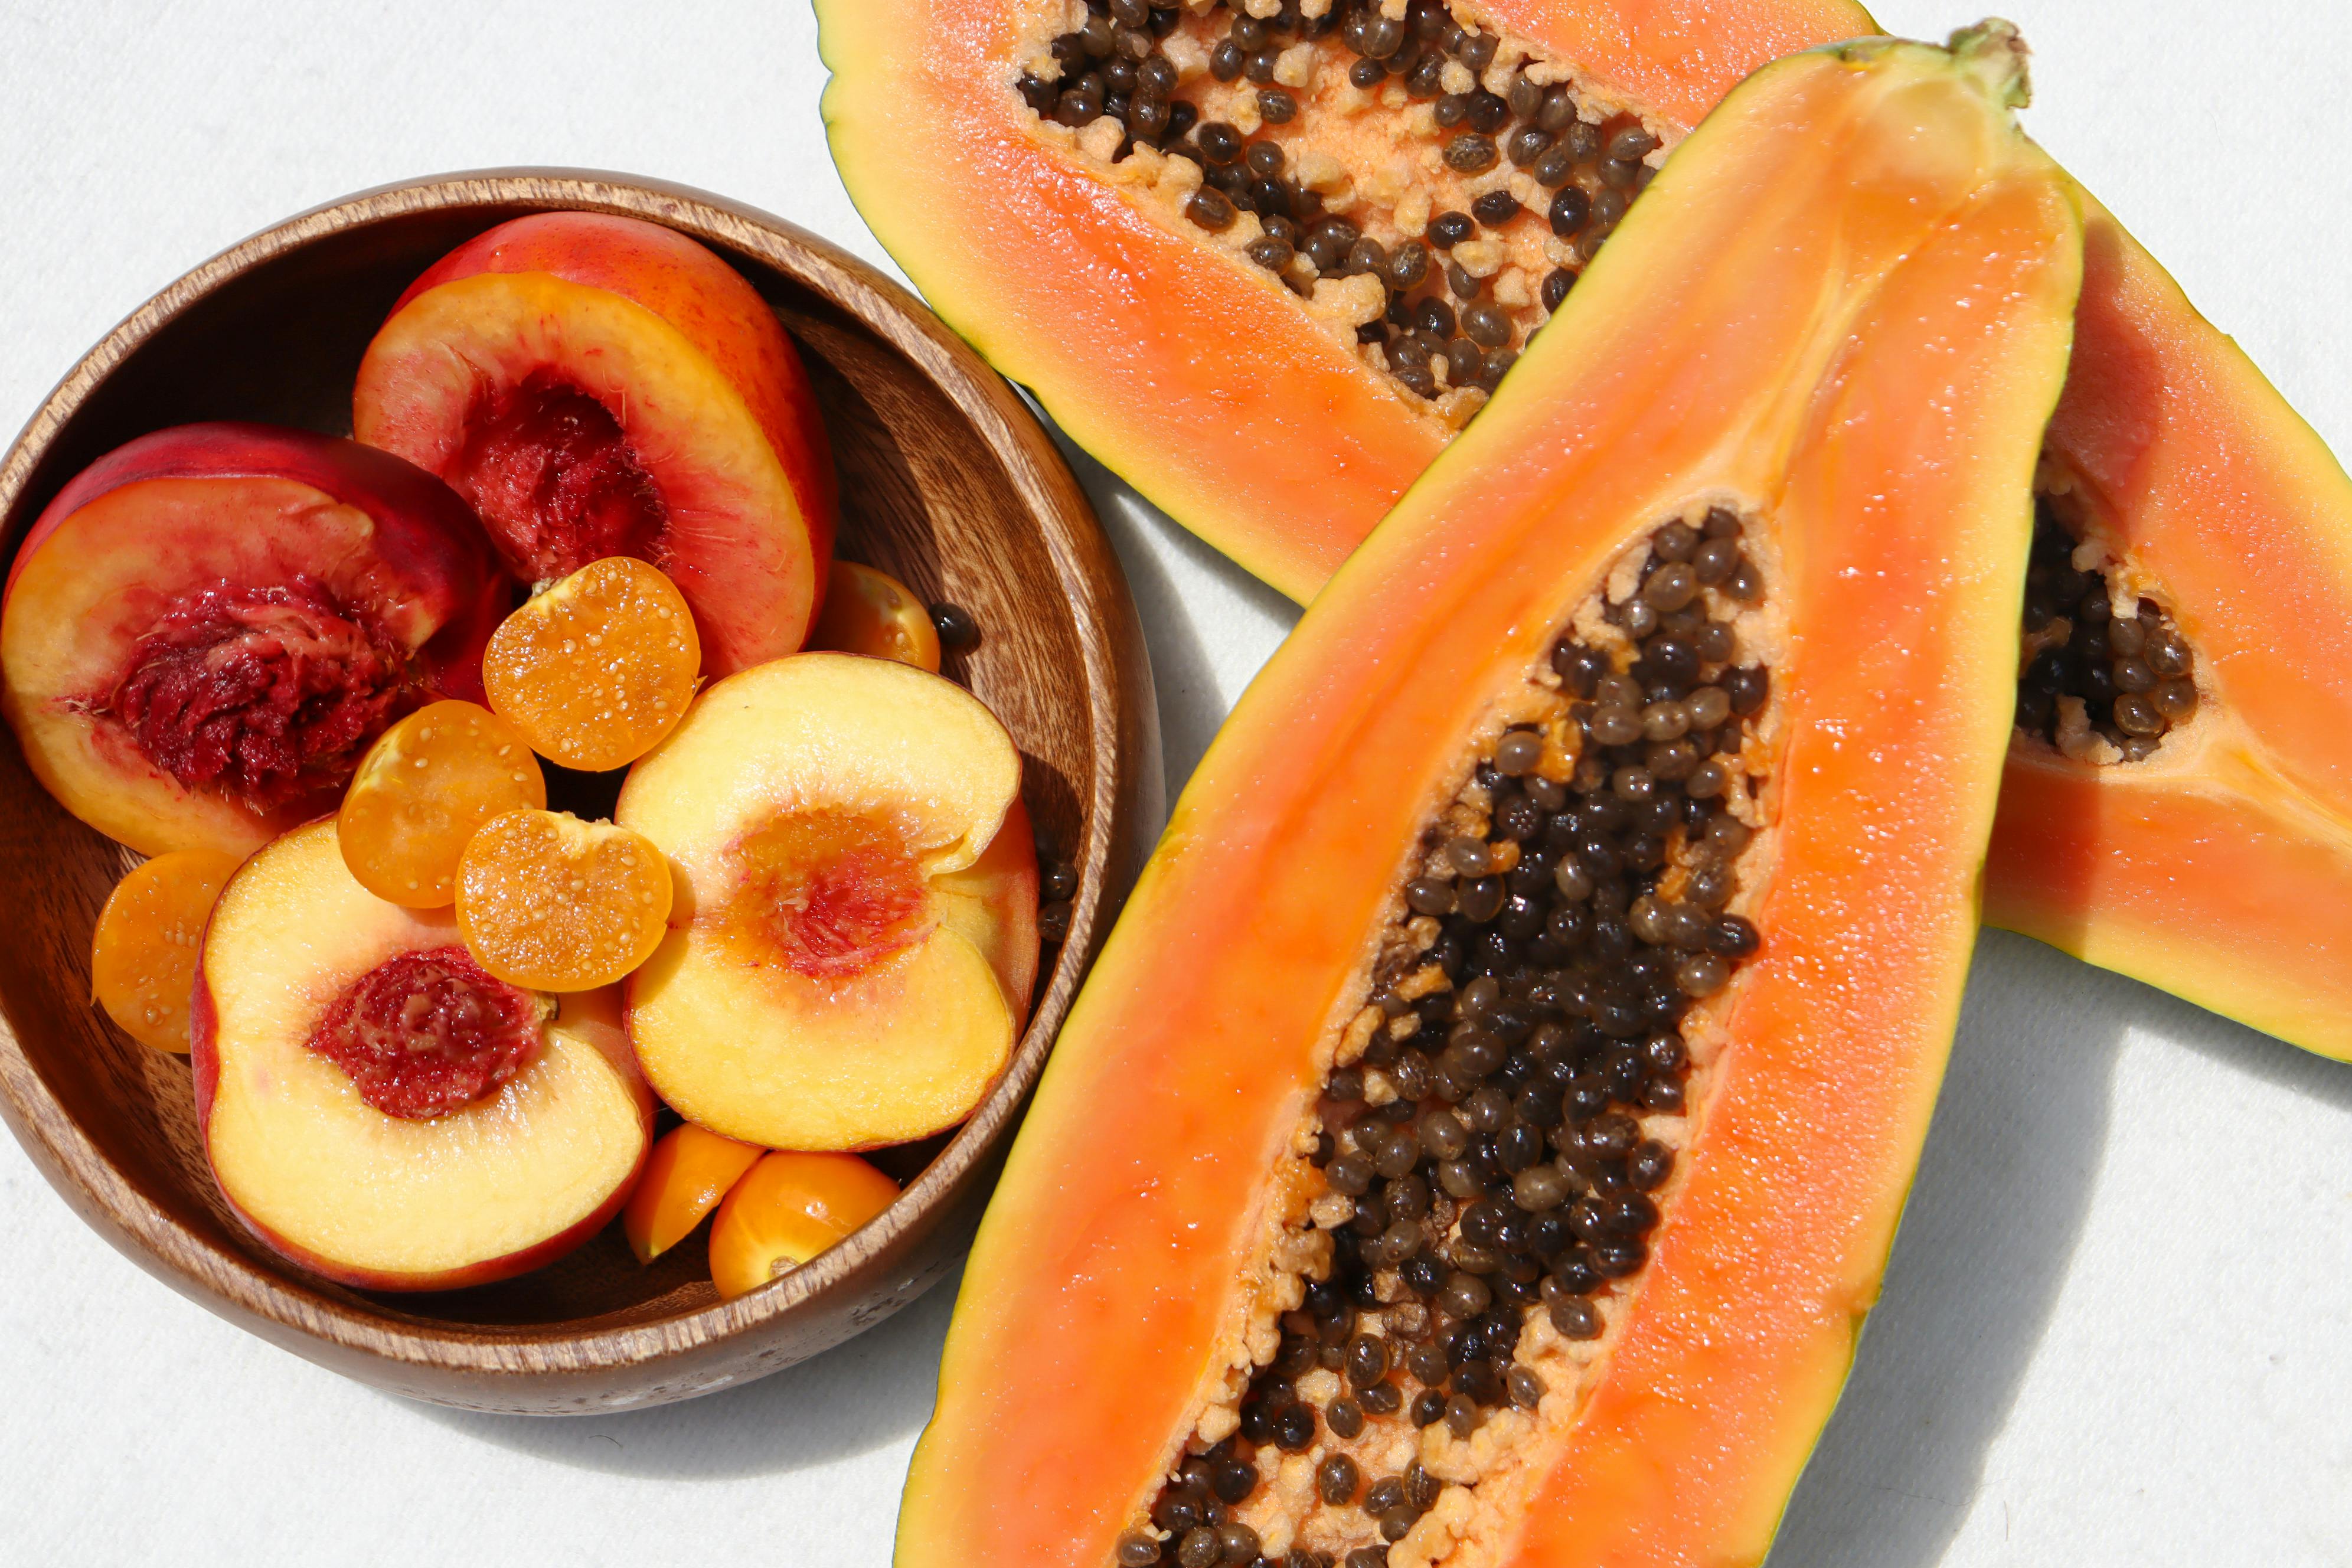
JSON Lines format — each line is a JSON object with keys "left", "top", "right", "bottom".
{"left": 824, "top": 0, "right": 2352, "bottom": 1063}
{"left": 818, "top": 0, "right": 1878, "bottom": 603}
{"left": 900, "top": 28, "right": 2079, "bottom": 1568}
{"left": 1982, "top": 188, "right": 2352, "bottom": 1061}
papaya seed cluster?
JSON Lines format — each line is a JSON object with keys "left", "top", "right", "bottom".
{"left": 1017, "top": 0, "right": 1661, "bottom": 425}
{"left": 1122, "top": 509, "right": 1776, "bottom": 1568}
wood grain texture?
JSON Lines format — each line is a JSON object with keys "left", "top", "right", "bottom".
{"left": 0, "top": 171, "right": 1160, "bottom": 1414}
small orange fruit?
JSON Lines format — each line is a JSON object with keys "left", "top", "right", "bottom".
{"left": 807, "top": 561, "right": 942, "bottom": 671}
{"left": 707, "top": 1150, "right": 900, "bottom": 1301}
{"left": 337, "top": 700, "right": 545, "bottom": 906}
{"left": 90, "top": 848, "right": 242, "bottom": 1052}
{"left": 622, "top": 1123, "right": 766, "bottom": 1264}
{"left": 484, "top": 556, "right": 700, "bottom": 770}
{"left": 455, "top": 809, "right": 672, "bottom": 991}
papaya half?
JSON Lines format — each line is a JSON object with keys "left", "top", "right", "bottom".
{"left": 819, "top": 0, "right": 2352, "bottom": 1063}
{"left": 900, "top": 27, "right": 2080, "bottom": 1568}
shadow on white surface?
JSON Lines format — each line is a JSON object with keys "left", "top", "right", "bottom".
{"left": 405, "top": 1262, "right": 960, "bottom": 1480}
{"left": 1771, "top": 932, "right": 2352, "bottom": 1566}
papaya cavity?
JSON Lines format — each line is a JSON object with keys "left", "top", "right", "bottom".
{"left": 895, "top": 25, "right": 2082, "bottom": 1568}
{"left": 2014, "top": 483, "right": 2202, "bottom": 766}
{"left": 1014, "top": 0, "right": 1664, "bottom": 427}
{"left": 1119, "top": 505, "right": 1777, "bottom": 1567}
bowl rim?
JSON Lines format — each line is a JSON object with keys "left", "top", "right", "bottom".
{"left": 0, "top": 167, "right": 1153, "bottom": 1387}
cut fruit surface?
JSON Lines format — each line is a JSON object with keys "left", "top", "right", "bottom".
{"left": 1982, "top": 191, "right": 2352, "bottom": 1061}
{"left": 623, "top": 1122, "right": 765, "bottom": 1264}
{"left": 193, "top": 821, "right": 652, "bottom": 1290}
{"left": 932, "top": 796, "right": 1043, "bottom": 1031}
{"left": 708, "top": 1150, "right": 899, "bottom": 1301}
{"left": 618, "top": 653, "right": 1025, "bottom": 1150}
{"left": 338, "top": 700, "right": 547, "bottom": 907}
{"left": 899, "top": 27, "right": 2077, "bottom": 1568}
{"left": 455, "top": 809, "right": 672, "bottom": 992}
{"left": 828, "top": 0, "right": 2352, "bottom": 1060}
{"left": 482, "top": 555, "right": 701, "bottom": 771}
{"left": 808, "top": 560, "right": 943, "bottom": 671}
{"left": 819, "top": 0, "right": 1875, "bottom": 602}
{"left": 90, "top": 848, "right": 242, "bottom": 1053}
{"left": 1, "top": 423, "right": 505, "bottom": 857}
{"left": 352, "top": 212, "right": 838, "bottom": 676}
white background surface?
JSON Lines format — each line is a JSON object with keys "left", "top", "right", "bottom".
{"left": 2, "top": 2, "right": 2350, "bottom": 1564}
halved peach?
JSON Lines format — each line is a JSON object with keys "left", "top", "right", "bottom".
{"left": 617, "top": 654, "right": 1028, "bottom": 1149}
{"left": 1, "top": 423, "right": 507, "bottom": 857}
{"left": 707, "top": 1150, "right": 899, "bottom": 1301}
{"left": 622, "top": 1122, "right": 764, "bottom": 1265}
{"left": 192, "top": 820, "right": 652, "bottom": 1291}
{"left": 352, "top": 212, "right": 838, "bottom": 675}
{"left": 808, "top": 560, "right": 941, "bottom": 671}
{"left": 933, "top": 796, "right": 1041, "bottom": 1031}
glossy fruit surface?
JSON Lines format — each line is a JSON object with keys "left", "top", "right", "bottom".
{"left": 90, "top": 848, "right": 242, "bottom": 1053}
{"left": 354, "top": 212, "right": 838, "bottom": 675}
{"left": 708, "top": 1150, "right": 899, "bottom": 1301}
{"left": 194, "top": 822, "right": 652, "bottom": 1291}
{"left": 482, "top": 555, "right": 701, "bottom": 772}
{"left": 623, "top": 1122, "right": 765, "bottom": 1264}
{"left": 619, "top": 654, "right": 1027, "bottom": 1151}
{"left": 809, "top": 560, "right": 942, "bottom": 671}
{"left": 1983, "top": 191, "right": 2352, "bottom": 1060}
{"left": 821, "top": 0, "right": 1870, "bottom": 602}
{"left": 337, "top": 700, "right": 546, "bottom": 907}
{"left": 825, "top": 0, "right": 2352, "bottom": 1061}
{"left": 900, "top": 28, "right": 2079, "bottom": 1568}
{"left": 1, "top": 422, "right": 504, "bottom": 857}
{"left": 455, "top": 809, "right": 672, "bottom": 992}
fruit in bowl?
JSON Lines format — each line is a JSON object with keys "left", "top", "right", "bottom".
{"left": 618, "top": 653, "right": 1037, "bottom": 1151}
{"left": 352, "top": 212, "right": 839, "bottom": 676}
{"left": 194, "top": 820, "right": 654, "bottom": 1291}
{"left": 1, "top": 423, "right": 505, "bottom": 857}
{"left": 8, "top": 208, "right": 1056, "bottom": 1315}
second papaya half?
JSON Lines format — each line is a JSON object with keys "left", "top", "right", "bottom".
{"left": 820, "top": 0, "right": 2352, "bottom": 1062}
{"left": 901, "top": 25, "right": 2079, "bottom": 1568}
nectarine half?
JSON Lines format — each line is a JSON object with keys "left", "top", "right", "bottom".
{"left": 1, "top": 423, "right": 507, "bottom": 857}
{"left": 617, "top": 654, "right": 1034, "bottom": 1149}
{"left": 193, "top": 820, "right": 652, "bottom": 1291}
{"left": 353, "top": 213, "right": 837, "bottom": 676}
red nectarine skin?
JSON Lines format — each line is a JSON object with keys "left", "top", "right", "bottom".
{"left": 4, "top": 422, "right": 504, "bottom": 696}
{"left": 306, "top": 945, "right": 548, "bottom": 1119}
{"left": 357, "top": 213, "right": 838, "bottom": 675}
{"left": 1, "top": 423, "right": 507, "bottom": 857}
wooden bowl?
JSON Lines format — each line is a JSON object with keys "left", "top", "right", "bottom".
{"left": 0, "top": 171, "right": 1158, "bottom": 1414}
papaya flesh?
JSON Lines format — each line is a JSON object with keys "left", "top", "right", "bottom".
{"left": 1983, "top": 195, "right": 2352, "bottom": 1060}
{"left": 819, "top": 0, "right": 1872, "bottom": 601}
{"left": 822, "top": 0, "right": 2352, "bottom": 1064}
{"left": 900, "top": 28, "right": 2080, "bottom": 1568}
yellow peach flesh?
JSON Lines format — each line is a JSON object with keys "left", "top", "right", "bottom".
{"left": 200, "top": 821, "right": 649, "bottom": 1285}
{"left": 618, "top": 654, "right": 1024, "bottom": 1149}
{"left": 4, "top": 479, "right": 401, "bottom": 857}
